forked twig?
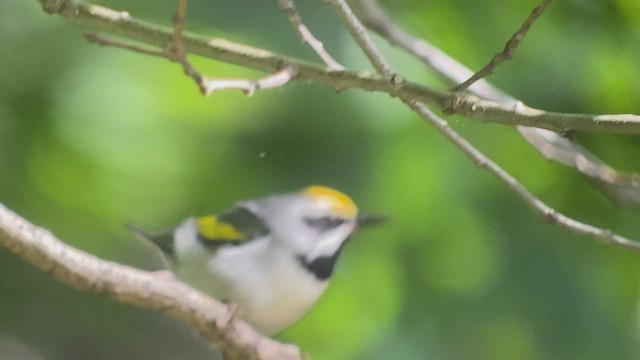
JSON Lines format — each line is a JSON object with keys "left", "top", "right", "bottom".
{"left": 325, "top": 0, "right": 394, "bottom": 76}
{"left": 405, "top": 101, "right": 640, "bottom": 253}
{"left": 330, "top": 0, "right": 640, "bottom": 252}
{"left": 451, "top": 0, "right": 554, "bottom": 92}
{"left": 352, "top": 0, "right": 640, "bottom": 212}
{"left": 86, "top": 0, "right": 295, "bottom": 95}
{"left": 277, "top": 0, "right": 345, "bottom": 70}
{"left": 167, "top": 0, "right": 208, "bottom": 93}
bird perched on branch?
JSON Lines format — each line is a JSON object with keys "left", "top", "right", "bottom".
{"left": 130, "top": 185, "right": 381, "bottom": 335}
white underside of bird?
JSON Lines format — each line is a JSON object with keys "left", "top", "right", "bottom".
{"left": 173, "top": 218, "right": 329, "bottom": 335}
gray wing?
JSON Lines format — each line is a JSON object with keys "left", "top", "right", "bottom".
{"left": 127, "top": 224, "right": 175, "bottom": 256}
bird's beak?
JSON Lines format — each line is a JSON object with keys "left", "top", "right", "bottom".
{"left": 355, "top": 214, "right": 387, "bottom": 230}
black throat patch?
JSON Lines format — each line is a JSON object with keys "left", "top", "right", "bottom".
{"left": 297, "top": 253, "right": 339, "bottom": 281}
{"left": 296, "top": 239, "right": 349, "bottom": 281}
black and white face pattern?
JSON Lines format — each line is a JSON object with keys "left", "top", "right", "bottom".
{"left": 303, "top": 215, "right": 347, "bottom": 232}
{"left": 254, "top": 194, "right": 359, "bottom": 281}
{"left": 297, "top": 214, "right": 355, "bottom": 280}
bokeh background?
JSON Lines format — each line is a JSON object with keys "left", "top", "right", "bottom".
{"left": 2, "top": 0, "right": 640, "bottom": 359}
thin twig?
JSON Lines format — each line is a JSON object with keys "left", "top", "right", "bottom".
{"left": 86, "top": 30, "right": 295, "bottom": 95}
{"left": 352, "top": 0, "right": 640, "bottom": 212}
{"left": 85, "top": 0, "right": 209, "bottom": 94}
{"left": 0, "top": 204, "right": 302, "bottom": 360}
{"left": 329, "top": 0, "right": 640, "bottom": 253}
{"left": 174, "top": 0, "right": 294, "bottom": 93}
{"left": 85, "top": 31, "right": 211, "bottom": 94}
{"left": 351, "top": 0, "right": 511, "bottom": 102}
{"left": 452, "top": 0, "right": 554, "bottom": 92}
{"left": 204, "top": 65, "right": 297, "bottom": 96}
{"left": 84, "top": 32, "right": 166, "bottom": 57}
{"left": 167, "top": 0, "right": 207, "bottom": 94}
{"left": 171, "top": 0, "right": 188, "bottom": 51}
{"left": 325, "top": 0, "right": 394, "bottom": 76}
{"left": 277, "top": 0, "right": 344, "bottom": 70}
{"left": 404, "top": 101, "right": 640, "bottom": 252}
{"left": 85, "top": 2, "right": 295, "bottom": 96}
{"left": 53, "top": 0, "right": 640, "bottom": 134}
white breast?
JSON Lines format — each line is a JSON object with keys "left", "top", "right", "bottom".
{"left": 171, "top": 219, "right": 328, "bottom": 335}
{"left": 208, "top": 237, "right": 328, "bottom": 335}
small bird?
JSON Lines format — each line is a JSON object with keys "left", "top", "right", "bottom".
{"left": 130, "top": 185, "right": 379, "bottom": 335}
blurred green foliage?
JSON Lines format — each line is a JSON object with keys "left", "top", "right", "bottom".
{"left": 2, "top": 0, "right": 640, "bottom": 359}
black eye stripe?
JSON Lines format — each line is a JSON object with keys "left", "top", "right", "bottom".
{"left": 304, "top": 216, "right": 346, "bottom": 232}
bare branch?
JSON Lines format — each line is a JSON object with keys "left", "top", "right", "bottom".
{"left": 0, "top": 203, "right": 302, "bottom": 360}
{"left": 403, "top": 101, "right": 640, "bottom": 253}
{"left": 277, "top": 0, "right": 344, "bottom": 70}
{"left": 351, "top": 0, "right": 512, "bottom": 102}
{"left": 85, "top": 3, "right": 295, "bottom": 96}
{"left": 204, "top": 65, "right": 297, "bottom": 95}
{"left": 451, "top": 0, "right": 554, "bottom": 92}
{"left": 328, "top": 0, "right": 640, "bottom": 253}
{"left": 41, "top": 0, "right": 640, "bottom": 134}
{"left": 84, "top": 32, "right": 295, "bottom": 96}
{"left": 325, "top": 0, "right": 393, "bottom": 76}
{"left": 84, "top": 32, "right": 167, "bottom": 57}
{"left": 352, "top": 0, "right": 640, "bottom": 212}
{"left": 83, "top": 1, "right": 209, "bottom": 94}
{"left": 166, "top": 0, "right": 208, "bottom": 94}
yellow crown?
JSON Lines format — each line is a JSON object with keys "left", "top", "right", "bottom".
{"left": 302, "top": 186, "right": 358, "bottom": 219}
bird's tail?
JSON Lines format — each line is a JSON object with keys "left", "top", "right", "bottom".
{"left": 126, "top": 224, "right": 175, "bottom": 256}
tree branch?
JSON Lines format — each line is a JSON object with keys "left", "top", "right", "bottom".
{"left": 451, "top": 0, "right": 554, "bottom": 92}
{"left": 329, "top": 0, "right": 640, "bottom": 253}
{"left": 404, "top": 101, "right": 640, "bottom": 253}
{"left": 277, "top": 0, "right": 345, "bottom": 70}
{"left": 325, "top": 0, "right": 393, "bottom": 75}
{"left": 351, "top": 0, "right": 640, "bottom": 213}
{"left": 36, "top": 0, "right": 640, "bottom": 134}
{"left": 167, "top": 0, "right": 210, "bottom": 94}
{"left": 0, "top": 203, "right": 302, "bottom": 360}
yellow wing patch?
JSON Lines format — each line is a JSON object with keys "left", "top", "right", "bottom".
{"left": 303, "top": 185, "right": 358, "bottom": 219}
{"left": 196, "top": 215, "right": 244, "bottom": 242}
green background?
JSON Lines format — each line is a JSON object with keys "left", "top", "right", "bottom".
{"left": 2, "top": 0, "right": 640, "bottom": 359}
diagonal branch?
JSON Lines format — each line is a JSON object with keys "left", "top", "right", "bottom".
{"left": 328, "top": 0, "right": 640, "bottom": 252}
{"left": 277, "top": 0, "right": 344, "bottom": 70}
{"left": 0, "top": 203, "right": 302, "bottom": 360}
{"left": 350, "top": 0, "right": 513, "bottom": 102}
{"left": 405, "top": 101, "right": 640, "bottom": 252}
{"left": 167, "top": 0, "right": 209, "bottom": 94}
{"left": 325, "top": 0, "right": 393, "bottom": 76}
{"left": 352, "top": 0, "right": 640, "bottom": 213}
{"left": 452, "top": 0, "right": 554, "bottom": 92}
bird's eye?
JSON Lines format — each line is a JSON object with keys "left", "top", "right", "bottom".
{"left": 304, "top": 216, "right": 346, "bottom": 232}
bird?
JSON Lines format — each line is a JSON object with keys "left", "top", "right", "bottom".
{"left": 129, "top": 185, "right": 380, "bottom": 335}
